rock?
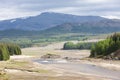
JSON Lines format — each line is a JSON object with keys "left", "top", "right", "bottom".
{"left": 41, "top": 54, "right": 61, "bottom": 59}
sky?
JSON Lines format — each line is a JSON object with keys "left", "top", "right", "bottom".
{"left": 0, "top": 0, "right": 120, "bottom": 20}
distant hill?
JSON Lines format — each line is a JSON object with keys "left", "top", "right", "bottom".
{"left": 0, "top": 12, "right": 106, "bottom": 31}
{"left": 43, "top": 19, "right": 120, "bottom": 34}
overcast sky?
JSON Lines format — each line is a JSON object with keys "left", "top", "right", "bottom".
{"left": 0, "top": 0, "right": 120, "bottom": 20}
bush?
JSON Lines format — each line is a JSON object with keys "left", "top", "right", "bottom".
{"left": 63, "top": 42, "right": 77, "bottom": 50}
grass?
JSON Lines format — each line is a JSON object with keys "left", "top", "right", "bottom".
{"left": 0, "top": 59, "right": 55, "bottom": 80}
{"left": 0, "top": 68, "right": 8, "bottom": 80}
{"left": 0, "top": 74, "right": 8, "bottom": 80}
{"left": 0, "top": 60, "right": 29, "bottom": 69}
{"left": 2, "top": 60, "right": 51, "bottom": 73}
{"left": 7, "top": 61, "right": 28, "bottom": 68}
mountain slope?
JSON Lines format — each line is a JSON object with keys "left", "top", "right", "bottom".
{"left": 0, "top": 12, "right": 106, "bottom": 31}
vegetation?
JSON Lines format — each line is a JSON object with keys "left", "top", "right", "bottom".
{"left": 0, "top": 43, "right": 21, "bottom": 61}
{"left": 0, "top": 44, "right": 10, "bottom": 61}
{"left": 90, "top": 33, "right": 120, "bottom": 58}
{"left": 63, "top": 42, "right": 96, "bottom": 50}
{"left": 6, "top": 43, "right": 21, "bottom": 55}
{"left": 0, "top": 29, "right": 99, "bottom": 48}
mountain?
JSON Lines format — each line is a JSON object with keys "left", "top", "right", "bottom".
{"left": 0, "top": 12, "right": 120, "bottom": 34}
{"left": 0, "top": 12, "right": 106, "bottom": 31}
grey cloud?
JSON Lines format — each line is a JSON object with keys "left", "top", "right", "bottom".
{"left": 0, "top": 0, "right": 120, "bottom": 20}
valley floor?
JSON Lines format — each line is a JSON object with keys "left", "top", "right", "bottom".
{"left": 0, "top": 41, "right": 120, "bottom": 80}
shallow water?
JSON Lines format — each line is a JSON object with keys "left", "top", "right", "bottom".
{"left": 33, "top": 59, "right": 68, "bottom": 64}
{"left": 34, "top": 59, "right": 120, "bottom": 80}
{"left": 54, "top": 63, "right": 120, "bottom": 80}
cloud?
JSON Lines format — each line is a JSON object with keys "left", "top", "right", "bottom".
{"left": 82, "top": 0, "right": 112, "bottom": 3}
{"left": 0, "top": 0, "right": 120, "bottom": 20}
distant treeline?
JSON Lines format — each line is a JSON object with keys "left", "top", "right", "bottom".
{"left": 0, "top": 43, "right": 21, "bottom": 61}
{"left": 63, "top": 42, "right": 96, "bottom": 50}
{"left": 90, "top": 33, "right": 120, "bottom": 58}
{"left": 0, "top": 29, "right": 97, "bottom": 48}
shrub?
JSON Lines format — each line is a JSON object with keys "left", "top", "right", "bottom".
{"left": 63, "top": 42, "right": 77, "bottom": 50}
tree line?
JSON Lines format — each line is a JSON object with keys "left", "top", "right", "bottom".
{"left": 63, "top": 42, "right": 95, "bottom": 50}
{"left": 0, "top": 43, "right": 21, "bottom": 61}
{"left": 90, "top": 33, "right": 120, "bottom": 58}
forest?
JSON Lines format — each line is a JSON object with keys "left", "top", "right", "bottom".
{"left": 90, "top": 33, "right": 120, "bottom": 59}
{"left": 0, "top": 43, "right": 21, "bottom": 61}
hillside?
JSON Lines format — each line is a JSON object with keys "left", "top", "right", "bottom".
{"left": 0, "top": 12, "right": 106, "bottom": 31}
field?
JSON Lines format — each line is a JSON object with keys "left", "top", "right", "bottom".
{"left": 0, "top": 40, "right": 120, "bottom": 80}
